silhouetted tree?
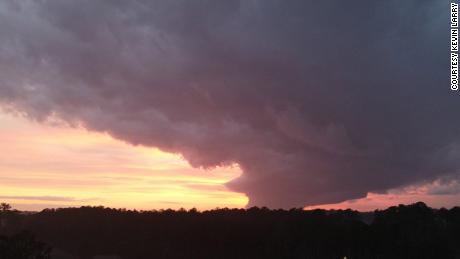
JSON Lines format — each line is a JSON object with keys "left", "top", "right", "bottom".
{"left": 0, "top": 202, "right": 458, "bottom": 259}
{"left": 0, "top": 203, "right": 11, "bottom": 212}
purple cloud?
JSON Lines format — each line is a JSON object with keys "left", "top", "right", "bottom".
{"left": 0, "top": 0, "right": 458, "bottom": 208}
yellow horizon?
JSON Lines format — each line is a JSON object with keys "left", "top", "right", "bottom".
{"left": 0, "top": 112, "right": 248, "bottom": 211}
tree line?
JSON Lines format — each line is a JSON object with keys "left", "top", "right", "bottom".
{"left": 0, "top": 202, "right": 459, "bottom": 258}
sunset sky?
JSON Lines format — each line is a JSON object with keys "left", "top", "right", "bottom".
{"left": 2, "top": 110, "right": 459, "bottom": 211}
{"left": 0, "top": 111, "right": 247, "bottom": 211}
{"left": 0, "top": 1, "right": 458, "bottom": 211}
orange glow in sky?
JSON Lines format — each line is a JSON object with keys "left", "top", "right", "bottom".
{"left": 0, "top": 111, "right": 248, "bottom": 211}
{"left": 1, "top": 111, "right": 459, "bottom": 211}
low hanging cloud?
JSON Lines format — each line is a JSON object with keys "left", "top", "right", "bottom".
{"left": 0, "top": 0, "right": 458, "bottom": 208}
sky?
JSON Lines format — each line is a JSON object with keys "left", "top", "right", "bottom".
{"left": 0, "top": 0, "right": 459, "bottom": 210}
{"left": 0, "top": 112, "right": 247, "bottom": 211}
{"left": 2, "top": 111, "right": 459, "bottom": 211}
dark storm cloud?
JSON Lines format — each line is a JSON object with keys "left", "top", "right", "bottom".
{"left": 0, "top": 0, "right": 457, "bottom": 208}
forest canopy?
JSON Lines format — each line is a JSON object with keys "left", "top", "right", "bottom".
{"left": 0, "top": 202, "right": 459, "bottom": 259}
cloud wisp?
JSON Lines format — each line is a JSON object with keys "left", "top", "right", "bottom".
{"left": 0, "top": 195, "right": 92, "bottom": 202}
